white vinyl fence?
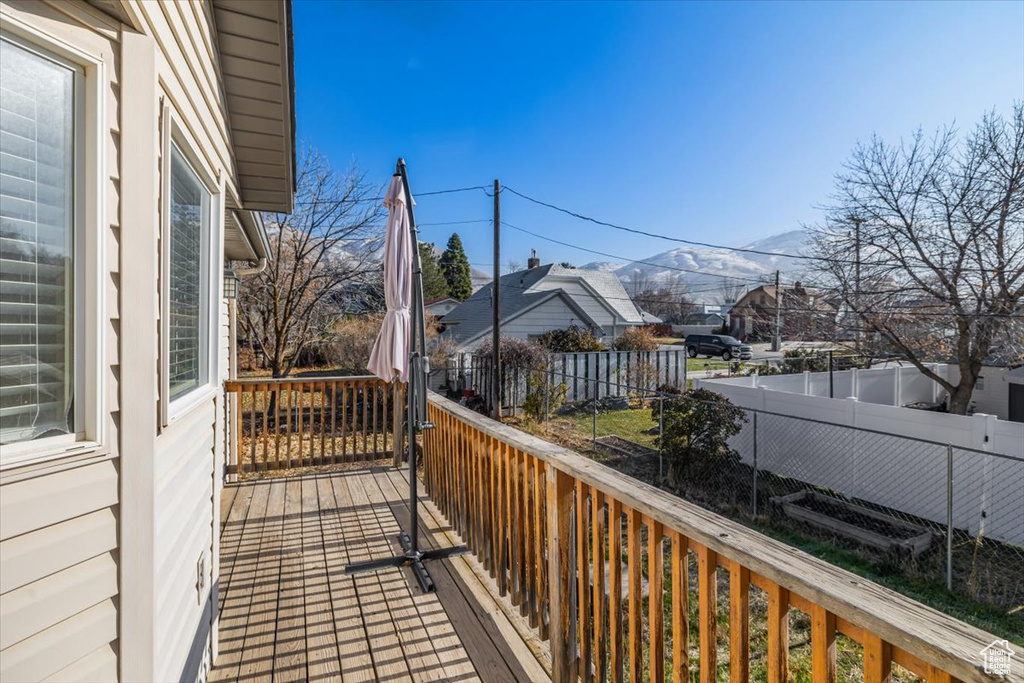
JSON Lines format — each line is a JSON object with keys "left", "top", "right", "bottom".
{"left": 695, "top": 378, "right": 1024, "bottom": 546}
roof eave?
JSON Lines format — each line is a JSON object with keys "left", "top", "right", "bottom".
{"left": 212, "top": 0, "right": 296, "bottom": 214}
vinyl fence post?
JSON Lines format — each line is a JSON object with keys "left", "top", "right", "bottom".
{"left": 752, "top": 410, "right": 759, "bottom": 517}
{"left": 946, "top": 443, "right": 954, "bottom": 592}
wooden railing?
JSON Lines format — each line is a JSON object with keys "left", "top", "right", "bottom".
{"left": 422, "top": 393, "right": 1016, "bottom": 683}
{"left": 224, "top": 376, "right": 403, "bottom": 475}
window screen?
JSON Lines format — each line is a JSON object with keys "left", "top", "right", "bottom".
{"left": 0, "top": 39, "right": 75, "bottom": 446}
{"left": 167, "top": 145, "right": 210, "bottom": 402}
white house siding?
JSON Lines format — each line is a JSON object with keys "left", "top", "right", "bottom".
{"left": 0, "top": 1, "right": 245, "bottom": 681}
{"left": 947, "top": 364, "right": 1011, "bottom": 421}
{"left": 0, "top": 1, "right": 122, "bottom": 681}
{"left": 499, "top": 297, "right": 582, "bottom": 342}
{"left": 531, "top": 278, "right": 621, "bottom": 334}
{"left": 136, "top": 0, "right": 238, "bottom": 680}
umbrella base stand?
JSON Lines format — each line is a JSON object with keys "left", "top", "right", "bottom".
{"left": 345, "top": 532, "right": 470, "bottom": 593}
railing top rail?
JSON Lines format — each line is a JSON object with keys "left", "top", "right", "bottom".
{"left": 226, "top": 375, "right": 387, "bottom": 388}
{"left": 427, "top": 392, "right": 1015, "bottom": 682}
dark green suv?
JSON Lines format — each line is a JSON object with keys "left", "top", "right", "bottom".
{"left": 685, "top": 334, "right": 753, "bottom": 361}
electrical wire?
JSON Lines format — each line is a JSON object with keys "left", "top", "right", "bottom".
{"left": 294, "top": 185, "right": 491, "bottom": 205}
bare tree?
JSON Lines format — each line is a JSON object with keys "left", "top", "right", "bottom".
{"left": 632, "top": 274, "right": 696, "bottom": 324}
{"left": 810, "top": 104, "right": 1024, "bottom": 414}
{"left": 237, "top": 148, "right": 385, "bottom": 377}
{"left": 717, "top": 277, "right": 748, "bottom": 305}
{"left": 507, "top": 260, "right": 523, "bottom": 274}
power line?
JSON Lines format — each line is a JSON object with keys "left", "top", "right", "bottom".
{"left": 502, "top": 184, "right": 836, "bottom": 262}
{"left": 418, "top": 219, "right": 493, "bottom": 227}
{"left": 501, "top": 185, "right": 1007, "bottom": 275}
{"left": 294, "top": 185, "right": 491, "bottom": 206}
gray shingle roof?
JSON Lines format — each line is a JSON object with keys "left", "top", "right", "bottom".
{"left": 440, "top": 264, "right": 642, "bottom": 346}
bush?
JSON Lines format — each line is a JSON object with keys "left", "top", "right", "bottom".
{"left": 612, "top": 327, "right": 660, "bottom": 352}
{"left": 656, "top": 388, "right": 747, "bottom": 486}
{"left": 779, "top": 349, "right": 829, "bottom": 374}
{"left": 536, "top": 325, "right": 606, "bottom": 352}
{"left": 523, "top": 371, "right": 568, "bottom": 420}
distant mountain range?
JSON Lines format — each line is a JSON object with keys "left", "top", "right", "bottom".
{"left": 581, "top": 229, "right": 813, "bottom": 303}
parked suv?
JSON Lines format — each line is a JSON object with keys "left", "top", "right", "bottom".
{"left": 685, "top": 334, "right": 752, "bottom": 361}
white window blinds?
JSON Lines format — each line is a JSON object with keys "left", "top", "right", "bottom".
{"left": 168, "top": 145, "right": 210, "bottom": 401}
{"left": 0, "top": 39, "right": 75, "bottom": 446}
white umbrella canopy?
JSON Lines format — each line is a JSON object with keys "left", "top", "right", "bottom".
{"left": 367, "top": 175, "right": 414, "bottom": 382}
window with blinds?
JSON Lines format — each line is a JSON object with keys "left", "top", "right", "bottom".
{"left": 0, "top": 38, "right": 75, "bottom": 446}
{"left": 168, "top": 144, "right": 210, "bottom": 402}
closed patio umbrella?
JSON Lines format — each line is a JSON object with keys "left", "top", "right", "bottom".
{"left": 367, "top": 175, "right": 413, "bottom": 382}
{"left": 348, "top": 159, "right": 467, "bottom": 592}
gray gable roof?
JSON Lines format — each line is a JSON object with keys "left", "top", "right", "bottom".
{"left": 441, "top": 264, "right": 642, "bottom": 346}
{"left": 542, "top": 265, "right": 644, "bottom": 324}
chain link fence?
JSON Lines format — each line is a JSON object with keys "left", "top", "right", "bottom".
{"left": 462, "top": 366, "right": 1024, "bottom": 617}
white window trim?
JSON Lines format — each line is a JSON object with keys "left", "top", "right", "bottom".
{"left": 159, "top": 109, "right": 223, "bottom": 427}
{"left": 0, "top": 21, "right": 106, "bottom": 468}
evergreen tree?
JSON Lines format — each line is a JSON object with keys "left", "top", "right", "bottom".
{"left": 418, "top": 242, "right": 449, "bottom": 301}
{"left": 440, "top": 233, "right": 473, "bottom": 300}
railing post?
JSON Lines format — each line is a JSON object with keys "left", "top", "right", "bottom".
{"left": 546, "top": 464, "right": 576, "bottom": 682}
{"left": 226, "top": 384, "right": 239, "bottom": 482}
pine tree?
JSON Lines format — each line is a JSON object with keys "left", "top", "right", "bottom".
{"left": 440, "top": 233, "right": 473, "bottom": 300}
{"left": 418, "top": 242, "right": 450, "bottom": 301}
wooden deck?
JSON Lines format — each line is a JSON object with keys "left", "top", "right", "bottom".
{"left": 210, "top": 466, "right": 548, "bottom": 683}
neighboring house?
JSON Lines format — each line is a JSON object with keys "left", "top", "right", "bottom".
{"left": 441, "top": 259, "right": 644, "bottom": 349}
{"left": 638, "top": 309, "right": 663, "bottom": 325}
{"left": 729, "top": 281, "right": 835, "bottom": 341}
{"left": 0, "top": 2, "right": 294, "bottom": 682}
{"left": 425, "top": 297, "right": 460, "bottom": 318}
{"left": 947, "top": 363, "right": 1024, "bottom": 423}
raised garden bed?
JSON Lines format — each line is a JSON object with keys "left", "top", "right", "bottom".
{"left": 594, "top": 434, "right": 658, "bottom": 458}
{"left": 770, "top": 491, "right": 935, "bottom": 557}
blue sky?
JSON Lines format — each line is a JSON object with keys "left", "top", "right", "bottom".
{"left": 292, "top": 0, "right": 1024, "bottom": 272}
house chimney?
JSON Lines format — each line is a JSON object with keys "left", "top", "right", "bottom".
{"left": 793, "top": 281, "right": 805, "bottom": 295}
{"left": 527, "top": 248, "right": 540, "bottom": 269}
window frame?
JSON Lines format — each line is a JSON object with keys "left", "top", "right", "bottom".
{"left": 159, "top": 112, "right": 222, "bottom": 426}
{"left": 0, "top": 23, "right": 106, "bottom": 467}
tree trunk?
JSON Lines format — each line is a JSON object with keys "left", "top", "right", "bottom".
{"left": 947, "top": 380, "right": 976, "bottom": 415}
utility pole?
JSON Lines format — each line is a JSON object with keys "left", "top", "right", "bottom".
{"left": 772, "top": 269, "right": 781, "bottom": 352}
{"left": 492, "top": 179, "right": 501, "bottom": 420}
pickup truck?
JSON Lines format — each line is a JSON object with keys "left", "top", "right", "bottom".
{"left": 684, "top": 334, "right": 753, "bottom": 361}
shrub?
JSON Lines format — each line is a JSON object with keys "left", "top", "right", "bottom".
{"left": 612, "top": 327, "right": 660, "bottom": 352}
{"left": 523, "top": 371, "right": 568, "bottom": 420}
{"left": 536, "top": 325, "right": 606, "bottom": 352}
{"left": 656, "top": 388, "right": 747, "bottom": 486}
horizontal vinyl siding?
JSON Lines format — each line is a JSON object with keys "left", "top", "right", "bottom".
{"left": 0, "top": 458, "right": 120, "bottom": 682}
{"left": 0, "top": 2, "right": 122, "bottom": 680}
{"left": 153, "top": 398, "right": 217, "bottom": 683}
{"left": 532, "top": 279, "right": 618, "bottom": 329}
{"left": 502, "top": 297, "right": 583, "bottom": 338}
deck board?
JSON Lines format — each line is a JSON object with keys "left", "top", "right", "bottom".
{"left": 211, "top": 467, "right": 546, "bottom": 683}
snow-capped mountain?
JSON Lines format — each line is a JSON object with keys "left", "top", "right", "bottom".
{"left": 583, "top": 229, "right": 812, "bottom": 303}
